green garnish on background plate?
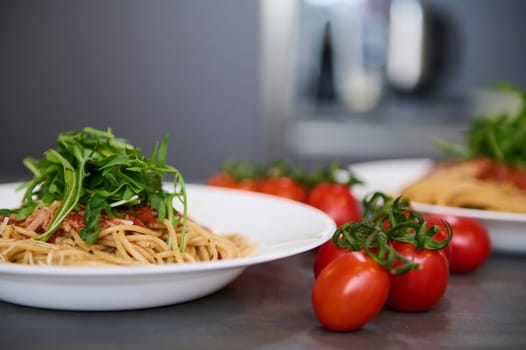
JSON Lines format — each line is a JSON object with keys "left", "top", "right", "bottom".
{"left": 436, "top": 82, "right": 526, "bottom": 167}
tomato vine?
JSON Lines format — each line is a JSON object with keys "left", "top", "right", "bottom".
{"left": 332, "top": 191, "right": 452, "bottom": 275}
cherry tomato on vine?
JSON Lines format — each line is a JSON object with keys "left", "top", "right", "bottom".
{"left": 207, "top": 160, "right": 263, "bottom": 192}
{"left": 387, "top": 242, "right": 449, "bottom": 312}
{"left": 424, "top": 214, "right": 491, "bottom": 274}
{"left": 382, "top": 210, "right": 452, "bottom": 263}
{"left": 313, "top": 239, "right": 350, "bottom": 278}
{"left": 207, "top": 172, "right": 238, "bottom": 189}
{"left": 236, "top": 178, "right": 262, "bottom": 192}
{"left": 307, "top": 183, "right": 361, "bottom": 227}
{"left": 312, "top": 251, "right": 390, "bottom": 332}
{"left": 207, "top": 173, "right": 262, "bottom": 192}
{"left": 422, "top": 214, "right": 454, "bottom": 263}
{"left": 260, "top": 177, "right": 308, "bottom": 202}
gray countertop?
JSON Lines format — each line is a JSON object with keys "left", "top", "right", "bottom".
{"left": 2, "top": 251, "right": 526, "bottom": 350}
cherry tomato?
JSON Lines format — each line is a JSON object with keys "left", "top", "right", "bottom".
{"left": 311, "top": 252, "right": 390, "bottom": 332}
{"left": 425, "top": 214, "right": 491, "bottom": 274}
{"left": 422, "top": 214, "right": 454, "bottom": 263}
{"left": 307, "top": 183, "right": 361, "bottom": 227}
{"left": 382, "top": 211, "right": 452, "bottom": 264}
{"left": 207, "top": 172, "right": 238, "bottom": 189}
{"left": 387, "top": 242, "right": 449, "bottom": 312}
{"left": 236, "top": 178, "right": 262, "bottom": 192}
{"left": 260, "top": 177, "right": 308, "bottom": 202}
{"left": 207, "top": 173, "right": 261, "bottom": 192}
{"left": 313, "top": 239, "right": 350, "bottom": 278}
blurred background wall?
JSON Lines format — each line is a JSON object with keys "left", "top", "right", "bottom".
{"left": 1, "top": 0, "right": 526, "bottom": 183}
{"left": 0, "top": 0, "right": 261, "bottom": 182}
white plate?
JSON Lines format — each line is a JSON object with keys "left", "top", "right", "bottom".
{"left": 0, "top": 183, "right": 336, "bottom": 311}
{"left": 350, "top": 158, "right": 526, "bottom": 255}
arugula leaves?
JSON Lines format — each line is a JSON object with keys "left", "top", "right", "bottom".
{"left": 1, "top": 127, "right": 187, "bottom": 249}
{"left": 465, "top": 83, "right": 526, "bottom": 166}
{"left": 436, "top": 82, "right": 526, "bottom": 166}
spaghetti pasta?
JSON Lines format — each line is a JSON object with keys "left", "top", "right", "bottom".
{"left": 0, "top": 207, "right": 256, "bottom": 266}
{"left": 401, "top": 159, "right": 526, "bottom": 213}
{"left": 0, "top": 128, "right": 256, "bottom": 266}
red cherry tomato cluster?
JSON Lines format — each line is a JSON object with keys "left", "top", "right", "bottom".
{"left": 207, "top": 160, "right": 362, "bottom": 226}
{"left": 209, "top": 161, "right": 493, "bottom": 333}
{"left": 423, "top": 213, "right": 491, "bottom": 274}
{"left": 312, "top": 192, "right": 492, "bottom": 332}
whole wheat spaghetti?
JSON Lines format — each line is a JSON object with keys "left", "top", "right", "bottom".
{"left": 0, "top": 203, "right": 256, "bottom": 266}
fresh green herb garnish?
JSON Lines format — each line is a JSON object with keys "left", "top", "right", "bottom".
{"left": 0, "top": 127, "right": 187, "bottom": 250}
{"left": 435, "top": 82, "right": 526, "bottom": 166}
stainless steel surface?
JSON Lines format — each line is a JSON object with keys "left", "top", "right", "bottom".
{"left": 2, "top": 251, "right": 526, "bottom": 349}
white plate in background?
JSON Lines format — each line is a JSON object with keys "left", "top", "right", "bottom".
{"left": 0, "top": 184, "right": 336, "bottom": 311}
{"left": 350, "top": 158, "right": 526, "bottom": 254}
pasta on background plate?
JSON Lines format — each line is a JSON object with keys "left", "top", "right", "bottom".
{"left": 402, "top": 82, "right": 526, "bottom": 214}
{"left": 401, "top": 158, "right": 526, "bottom": 214}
